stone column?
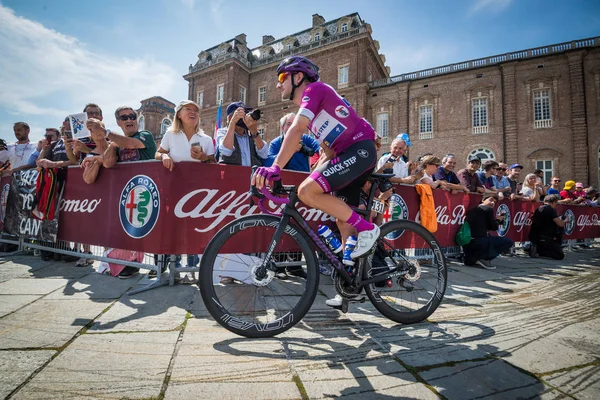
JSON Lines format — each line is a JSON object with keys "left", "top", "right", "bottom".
{"left": 568, "top": 51, "right": 589, "bottom": 183}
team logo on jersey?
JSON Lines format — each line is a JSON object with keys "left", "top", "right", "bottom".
{"left": 0, "top": 183, "right": 10, "bottom": 223}
{"left": 120, "top": 175, "right": 160, "bottom": 239}
{"left": 384, "top": 194, "right": 409, "bottom": 239}
{"left": 312, "top": 110, "right": 347, "bottom": 145}
{"left": 496, "top": 204, "right": 510, "bottom": 237}
{"left": 302, "top": 96, "right": 310, "bottom": 102}
{"left": 342, "top": 98, "right": 351, "bottom": 107}
{"left": 563, "top": 209, "right": 575, "bottom": 235}
{"left": 357, "top": 149, "right": 369, "bottom": 158}
{"left": 335, "top": 105, "right": 349, "bottom": 118}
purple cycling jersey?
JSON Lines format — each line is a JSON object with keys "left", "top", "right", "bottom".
{"left": 297, "top": 81, "right": 375, "bottom": 154}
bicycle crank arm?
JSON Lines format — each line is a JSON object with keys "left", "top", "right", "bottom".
{"left": 360, "top": 269, "right": 409, "bottom": 287}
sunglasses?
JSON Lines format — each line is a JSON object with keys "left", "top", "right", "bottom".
{"left": 118, "top": 114, "right": 137, "bottom": 121}
{"left": 278, "top": 72, "right": 289, "bottom": 84}
{"left": 553, "top": 180, "right": 561, "bottom": 182}
{"left": 498, "top": 168, "right": 506, "bottom": 171}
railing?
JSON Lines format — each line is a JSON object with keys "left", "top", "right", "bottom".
{"left": 472, "top": 126, "right": 489, "bottom": 135}
{"left": 189, "top": 27, "right": 367, "bottom": 73}
{"left": 534, "top": 119, "right": 553, "bottom": 129}
{"left": 370, "top": 36, "right": 600, "bottom": 88}
{"left": 419, "top": 131, "right": 433, "bottom": 140}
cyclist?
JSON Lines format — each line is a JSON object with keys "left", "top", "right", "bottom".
{"left": 252, "top": 55, "right": 379, "bottom": 264}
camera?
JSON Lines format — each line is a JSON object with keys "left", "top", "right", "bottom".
{"left": 299, "top": 143, "right": 315, "bottom": 157}
{"left": 386, "top": 154, "right": 398, "bottom": 163}
{"left": 236, "top": 108, "right": 262, "bottom": 130}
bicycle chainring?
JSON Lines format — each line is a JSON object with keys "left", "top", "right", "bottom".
{"left": 334, "top": 272, "right": 361, "bottom": 299}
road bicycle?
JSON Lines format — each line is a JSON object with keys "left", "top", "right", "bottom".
{"left": 199, "top": 172, "right": 447, "bottom": 338}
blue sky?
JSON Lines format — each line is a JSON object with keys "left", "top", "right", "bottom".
{"left": 1, "top": 0, "right": 599, "bottom": 142}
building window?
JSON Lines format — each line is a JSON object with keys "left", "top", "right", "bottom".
{"left": 138, "top": 115, "right": 145, "bottom": 131}
{"left": 239, "top": 86, "right": 246, "bottom": 103}
{"left": 314, "top": 32, "right": 320, "bottom": 41}
{"left": 472, "top": 98, "right": 488, "bottom": 134}
{"left": 368, "top": 69, "right": 373, "bottom": 82}
{"left": 258, "top": 86, "right": 266, "bottom": 105}
{"left": 535, "top": 160, "right": 554, "bottom": 185}
{"left": 216, "top": 84, "right": 224, "bottom": 104}
{"left": 468, "top": 148, "right": 495, "bottom": 171}
{"left": 197, "top": 91, "right": 203, "bottom": 107}
{"left": 160, "top": 118, "right": 172, "bottom": 137}
{"left": 338, "top": 65, "right": 349, "bottom": 88}
{"left": 286, "top": 43, "right": 291, "bottom": 51}
{"left": 376, "top": 113, "right": 389, "bottom": 145}
{"left": 419, "top": 105, "right": 433, "bottom": 139}
{"left": 341, "top": 23, "right": 348, "bottom": 33}
{"left": 258, "top": 128, "right": 265, "bottom": 139}
{"left": 533, "top": 89, "right": 552, "bottom": 128}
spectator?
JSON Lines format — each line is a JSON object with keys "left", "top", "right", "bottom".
{"left": 416, "top": 155, "right": 446, "bottom": 189}
{"left": 375, "top": 138, "right": 419, "bottom": 184}
{"left": 476, "top": 160, "right": 499, "bottom": 193}
{"left": 529, "top": 194, "right": 565, "bottom": 260}
{"left": 155, "top": 101, "right": 214, "bottom": 171}
{"left": 559, "top": 180, "right": 585, "bottom": 204}
{"left": 97, "top": 106, "right": 158, "bottom": 168}
{"left": 216, "top": 101, "right": 267, "bottom": 166}
{"left": 573, "top": 182, "right": 586, "bottom": 198}
{"left": 520, "top": 173, "right": 542, "bottom": 202}
{"left": 0, "top": 122, "right": 37, "bottom": 173}
{"left": 462, "top": 193, "right": 514, "bottom": 269}
{"left": 492, "top": 162, "right": 512, "bottom": 199}
{"left": 584, "top": 186, "right": 599, "bottom": 206}
{"left": 547, "top": 176, "right": 561, "bottom": 195}
{"left": 457, "top": 155, "right": 485, "bottom": 193}
{"left": 506, "top": 163, "right": 526, "bottom": 200}
{"left": 433, "top": 154, "right": 469, "bottom": 193}
{"left": 76, "top": 104, "right": 111, "bottom": 185}
{"left": 265, "top": 112, "right": 319, "bottom": 172}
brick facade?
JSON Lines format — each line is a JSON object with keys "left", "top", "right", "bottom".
{"left": 136, "top": 96, "right": 175, "bottom": 147}
{"left": 183, "top": 13, "right": 600, "bottom": 187}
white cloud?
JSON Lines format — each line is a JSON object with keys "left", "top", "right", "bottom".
{"left": 0, "top": 5, "right": 183, "bottom": 139}
{"left": 469, "top": 0, "right": 513, "bottom": 15}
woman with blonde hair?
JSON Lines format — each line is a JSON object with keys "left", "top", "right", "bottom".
{"left": 156, "top": 100, "right": 215, "bottom": 170}
{"left": 520, "top": 173, "right": 541, "bottom": 201}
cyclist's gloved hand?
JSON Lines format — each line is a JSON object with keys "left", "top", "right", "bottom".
{"left": 255, "top": 165, "right": 281, "bottom": 185}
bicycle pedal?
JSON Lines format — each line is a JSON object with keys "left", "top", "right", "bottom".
{"left": 341, "top": 299, "right": 349, "bottom": 313}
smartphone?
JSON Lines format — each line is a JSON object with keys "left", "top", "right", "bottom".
{"left": 191, "top": 142, "right": 201, "bottom": 149}
{"left": 64, "top": 130, "right": 73, "bottom": 139}
{"left": 386, "top": 154, "right": 398, "bottom": 163}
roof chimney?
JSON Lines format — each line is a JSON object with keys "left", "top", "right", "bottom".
{"left": 234, "top": 33, "right": 247, "bottom": 44}
{"left": 262, "top": 35, "right": 275, "bottom": 45}
{"left": 312, "top": 13, "right": 325, "bottom": 27}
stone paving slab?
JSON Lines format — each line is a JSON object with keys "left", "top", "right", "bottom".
{"left": 0, "top": 278, "right": 68, "bottom": 295}
{"left": 12, "top": 331, "right": 179, "bottom": 400}
{"left": 0, "top": 350, "right": 55, "bottom": 399}
{"left": 543, "top": 364, "right": 600, "bottom": 400}
{"left": 0, "top": 294, "right": 40, "bottom": 318}
{"left": 0, "top": 299, "right": 110, "bottom": 349}
{"left": 420, "top": 358, "right": 553, "bottom": 400}
{"left": 89, "top": 284, "right": 196, "bottom": 332}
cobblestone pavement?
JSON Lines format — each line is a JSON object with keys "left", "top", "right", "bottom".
{"left": 1, "top": 247, "right": 599, "bottom": 399}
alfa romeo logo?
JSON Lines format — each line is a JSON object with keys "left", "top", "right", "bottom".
{"left": 563, "top": 209, "right": 575, "bottom": 236}
{"left": 384, "top": 194, "right": 409, "bottom": 239}
{"left": 496, "top": 204, "right": 510, "bottom": 237}
{"left": 119, "top": 175, "right": 160, "bottom": 239}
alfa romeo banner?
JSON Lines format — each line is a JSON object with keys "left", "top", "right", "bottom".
{"left": 54, "top": 161, "right": 600, "bottom": 254}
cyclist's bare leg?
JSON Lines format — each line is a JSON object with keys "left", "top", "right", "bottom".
{"left": 336, "top": 220, "right": 356, "bottom": 246}
{"left": 298, "top": 180, "right": 353, "bottom": 221}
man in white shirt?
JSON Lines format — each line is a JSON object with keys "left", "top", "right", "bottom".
{"left": 0, "top": 122, "right": 37, "bottom": 173}
{"left": 375, "top": 137, "right": 419, "bottom": 184}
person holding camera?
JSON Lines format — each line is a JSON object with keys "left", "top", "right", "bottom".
{"left": 265, "top": 112, "right": 320, "bottom": 172}
{"left": 528, "top": 194, "right": 565, "bottom": 260}
{"left": 375, "top": 137, "right": 420, "bottom": 184}
{"left": 216, "top": 101, "right": 267, "bottom": 166}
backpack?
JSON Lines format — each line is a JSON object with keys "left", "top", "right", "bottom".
{"left": 455, "top": 221, "right": 472, "bottom": 246}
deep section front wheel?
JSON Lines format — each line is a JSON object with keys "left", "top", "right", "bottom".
{"left": 364, "top": 219, "right": 447, "bottom": 324}
{"left": 199, "top": 215, "right": 319, "bottom": 338}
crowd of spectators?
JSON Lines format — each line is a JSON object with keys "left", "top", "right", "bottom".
{"left": 2, "top": 98, "right": 598, "bottom": 274}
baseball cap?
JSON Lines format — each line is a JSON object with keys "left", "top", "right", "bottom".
{"left": 563, "top": 180, "right": 576, "bottom": 191}
{"left": 575, "top": 182, "right": 584, "bottom": 189}
{"left": 509, "top": 163, "right": 523, "bottom": 170}
{"left": 226, "top": 101, "right": 253, "bottom": 116}
{"left": 175, "top": 100, "right": 200, "bottom": 115}
{"left": 468, "top": 155, "right": 481, "bottom": 163}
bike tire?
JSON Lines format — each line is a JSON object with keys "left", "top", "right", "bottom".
{"left": 363, "top": 219, "right": 447, "bottom": 324}
{"left": 199, "top": 215, "right": 319, "bottom": 338}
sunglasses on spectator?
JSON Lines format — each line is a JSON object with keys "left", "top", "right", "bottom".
{"left": 278, "top": 72, "right": 289, "bottom": 84}
{"left": 553, "top": 179, "right": 561, "bottom": 182}
{"left": 498, "top": 168, "right": 506, "bottom": 171}
{"left": 118, "top": 114, "right": 137, "bottom": 121}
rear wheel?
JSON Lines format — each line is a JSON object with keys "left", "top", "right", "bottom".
{"left": 364, "top": 219, "right": 447, "bottom": 324}
{"left": 199, "top": 215, "right": 319, "bottom": 338}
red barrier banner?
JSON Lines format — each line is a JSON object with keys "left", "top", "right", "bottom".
{"left": 56, "top": 162, "right": 600, "bottom": 253}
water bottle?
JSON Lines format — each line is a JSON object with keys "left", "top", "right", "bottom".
{"left": 318, "top": 225, "right": 342, "bottom": 254}
{"left": 342, "top": 235, "right": 358, "bottom": 268}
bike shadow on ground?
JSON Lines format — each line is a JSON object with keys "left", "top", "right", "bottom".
{"left": 210, "top": 309, "right": 550, "bottom": 399}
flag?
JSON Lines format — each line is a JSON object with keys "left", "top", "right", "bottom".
{"left": 214, "top": 99, "right": 223, "bottom": 139}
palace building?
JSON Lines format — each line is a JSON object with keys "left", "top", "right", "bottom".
{"left": 183, "top": 13, "right": 600, "bottom": 186}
